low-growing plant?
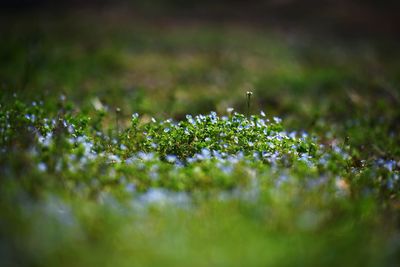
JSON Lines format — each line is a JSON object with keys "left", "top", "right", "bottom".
{"left": 0, "top": 97, "right": 399, "bottom": 267}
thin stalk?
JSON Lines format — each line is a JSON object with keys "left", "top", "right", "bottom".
{"left": 115, "top": 107, "right": 121, "bottom": 134}
{"left": 246, "top": 91, "right": 253, "bottom": 118}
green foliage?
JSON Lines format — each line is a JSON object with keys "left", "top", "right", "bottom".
{"left": 0, "top": 97, "right": 399, "bottom": 266}
{"left": 1, "top": 12, "right": 400, "bottom": 267}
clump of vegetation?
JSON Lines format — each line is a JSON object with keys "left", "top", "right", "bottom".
{"left": 1, "top": 10, "right": 400, "bottom": 266}
{"left": 1, "top": 96, "right": 399, "bottom": 266}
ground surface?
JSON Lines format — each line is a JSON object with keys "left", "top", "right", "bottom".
{"left": 1, "top": 6, "right": 400, "bottom": 267}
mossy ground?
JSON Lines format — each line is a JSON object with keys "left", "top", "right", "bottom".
{"left": 1, "top": 8, "right": 400, "bottom": 267}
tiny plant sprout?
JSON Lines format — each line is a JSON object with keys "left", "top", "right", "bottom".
{"left": 227, "top": 107, "right": 234, "bottom": 116}
{"left": 115, "top": 107, "right": 121, "bottom": 134}
{"left": 246, "top": 91, "right": 253, "bottom": 118}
